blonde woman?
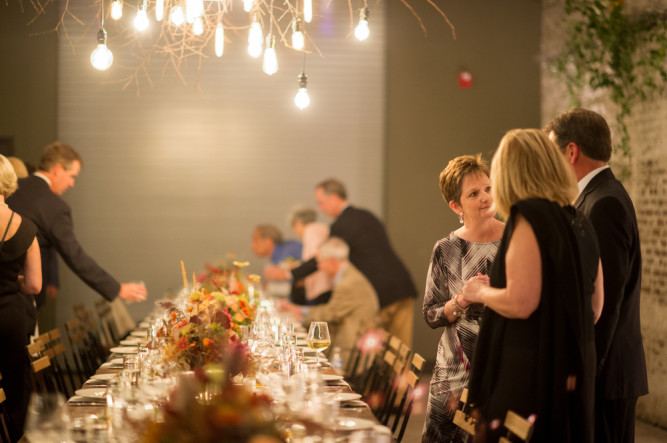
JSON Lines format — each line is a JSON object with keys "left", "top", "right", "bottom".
{"left": 422, "top": 154, "right": 504, "bottom": 443}
{"left": 462, "top": 129, "right": 603, "bottom": 442}
{"left": 0, "top": 154, "right": 41, "bottom": 437}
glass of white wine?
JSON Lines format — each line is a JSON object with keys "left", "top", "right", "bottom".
{"left": 306, "top": 321, "right": 331, "bottom": 366}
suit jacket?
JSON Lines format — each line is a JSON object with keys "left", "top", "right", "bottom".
{"left": 292, "top": 206, "right": 417, "bottom": 308}
{"left": 575, "top": 168, "right": 648, "bottom": 399}
{"left": 7, "top": 175, "right": 120, "bottom": 303}
{"left": 304, "top": 262, "right": 379, "bottom": 366}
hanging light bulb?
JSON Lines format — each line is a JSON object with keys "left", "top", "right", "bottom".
{"left": 248, "top": 15, "right": 263, "bottom": 58}
{"left": 193, "top": 16, "right": 204, "bottom": 35}
{"left": 215, "top": 22, "right": 224, "bottom": 57}
{"left": 291, "top": 19, "right": 304, "bottom": 50}
{"left": 110, "top": 0, "right": 123, "bottom": 20}
{"left": 263, "top": 34, "right": 278, "bottom": 75}
{"left": 156, "top": 0, "right": 164, "bottom": 21}
{"left": 243, "top": 0, "right": 254, "bottom": 13}
{"left": 295, "top": 72, "right": 310, "bottom": 109}
{"left": 90, "top": 28, "right": 114, "bottom": 71}
{"left": 354, "top": 7, "right": 370, "bottom": 41}
{"left": 134, "top": 1, "right": 149, "bottom": 31}
{"left": 170, "top": 5, "right": 185, "bottom": 26}
{"left": 304, "top": 0, "right": 312, "bottom": 23}
{"left": 186, "top": 0, "right": 195, "bottom": 23}
{"left": 185, "top": 0, "right": 203, "bottom": 24}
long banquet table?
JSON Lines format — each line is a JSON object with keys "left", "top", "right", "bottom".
{"left": 64, "top": 313, "right": 391, "bottom": 442}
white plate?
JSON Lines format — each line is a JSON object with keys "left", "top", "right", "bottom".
{"left": 294, "top": 331, "right": 308, "bottom": 338}
{"left": 139, "top": 321, "right": 151, "bottom": 328}
{"left": 333, "top": 417, "right": 375, "bottom": 431}
{"left": 120, "top": 338, "right": 145, "bottom": 346}
{"left": 75, "top": 388, "right": 107, "bottom": 399}
{"left": 91, "top": 373, "right": 117, "bottom": 381}
{"left": 321, "top": 374, "right": 344, "bottom": 381}
{"left": 130, "top": 331, "right": 148, "bottom": 338}
{"left": 335, "top": 392, "right": 362, "bottom": 402}
{"left": 110, "top": 346, "right": 138, "bottom": 354}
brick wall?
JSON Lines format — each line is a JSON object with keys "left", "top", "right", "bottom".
{"left": 541, "top": 0, "right": 667, "bottom": 427}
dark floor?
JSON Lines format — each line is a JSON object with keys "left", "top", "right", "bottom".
{"left": 400, "top": 371, "right": 667, "bottom": 443}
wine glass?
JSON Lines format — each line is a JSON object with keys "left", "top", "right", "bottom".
{"left": 306, "top": 321, "right": 331, "bottom": 366}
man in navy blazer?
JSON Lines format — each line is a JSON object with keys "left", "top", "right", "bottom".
{"left": 8, "top": 142, "right": 147, "bottom": 314}
{"left": 547, "top": 109, "right": 648, "bottom": 443}
{"left": 290, "top": 178, "right": 417, "bottom": 346}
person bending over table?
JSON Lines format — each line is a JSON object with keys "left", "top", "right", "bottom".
{"left": 280, "top": 237, "right": 379, "bottom": 367}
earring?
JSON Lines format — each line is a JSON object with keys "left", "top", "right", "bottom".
{"left": 459, "top": 212, "right": 464, "bottom": 224}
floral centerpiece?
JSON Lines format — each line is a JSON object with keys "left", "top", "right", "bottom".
{"left": 197, "top": 255, "right": 260, "bottom": 298}
{"left": 142, "top": 365, "right": 285, "bottom": 443}
{"left": 157, "top": 288, "right": 257, "bottom": 371}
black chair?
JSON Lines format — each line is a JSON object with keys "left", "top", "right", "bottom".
{"left": 64, "top": 318, "right": 97, "bottom": 380}
{"left": 388, "top": 352, "right": 426, "bottom": 443}
{"left": 345, "top": 329, "right": 389, "bottom": 393}
{"left": 95, "top": 300, "right": 121, "bottom": 347}
{"left": 378, "top": 342, "right": 412, "bottom": 425}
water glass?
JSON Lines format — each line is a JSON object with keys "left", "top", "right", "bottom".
{"left": 24, "top": 392, "right": 70, "bottom": 442}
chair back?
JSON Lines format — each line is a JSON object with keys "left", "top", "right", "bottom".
{"left": 499, "top": 410, "right": 535, "bottom": 443}
{"left": 453, "top": 388, "right": 476, "bottom": 436}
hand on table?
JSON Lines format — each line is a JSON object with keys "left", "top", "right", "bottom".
{"left": 119, "top": 282, "right": 147, "bottom": 302}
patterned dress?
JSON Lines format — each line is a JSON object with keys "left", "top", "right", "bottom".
{"left": 421, "top": 233, "right": 499, "bottom": 443}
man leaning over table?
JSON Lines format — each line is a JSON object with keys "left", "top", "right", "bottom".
{"left": 281, "top": 178, "right": 417, "bottom": 347}
{"left": 7, "top": 142, "right": 146, "bottom": 333}
{"left": 281, "top": 237, "right": 379, "bottom": 367}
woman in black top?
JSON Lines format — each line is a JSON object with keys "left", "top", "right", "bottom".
{"left": 0, "top": 154, "right": 42, "bottom": 439}
{"left": 461, "top": 129, "right": 603, "bottom": 442}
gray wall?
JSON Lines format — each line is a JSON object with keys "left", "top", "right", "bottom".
{"left": 385, "top": 0, "right": 542, "bottom": 362}
{"left": 54, "top": 0, "right": 387, "bottom": 328}
{"left": 0, "top": 3, "right": 58, "bottom": 162}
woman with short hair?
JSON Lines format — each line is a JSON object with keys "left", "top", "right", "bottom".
{"left": 422, "top": 154, "right": 504, "bottom": 442}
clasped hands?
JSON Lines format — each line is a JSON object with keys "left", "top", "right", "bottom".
{"left": 460, "top": 273, "right": 490, "bottom": 306}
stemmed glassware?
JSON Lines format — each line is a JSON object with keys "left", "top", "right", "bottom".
{"left": 306, "top": 321, "right": 331, "bottom": 366}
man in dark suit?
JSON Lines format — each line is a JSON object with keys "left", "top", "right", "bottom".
{"left": 290, "top": 178, "right": 417, "bottom": 346}
{"left": 7, "top": 142, "right": 147, "bottom": 315}
{"left": 547, "top": 109, "right": 648, "bottom": 443}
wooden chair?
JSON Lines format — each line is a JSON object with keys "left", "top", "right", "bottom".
{"left": 26, "top": 342, "right": 59, "bottom": 395}
{"left": 64, "top": 318, "right": 97, "bottom": 380}
{"left": 37, "top": 329, "right": 82, "bottom": 396}
{"left": 95, "top": 300, "right": 120, "bottom": 347}
{"left": 0, "top": 373, "right": 19, "bottom": 443}
{"left": 378, "top": 342, "right": 412, "bottom": 425}
{"left": 365, "top": 336, "right": 405, "bottom": 418}
{"left": 388, "top": 352, "right": 426, "bottom": 443}
{"left": 499, "top": 410, "right": 534, "bottom": 443}
{"left": 345, "top": 329, "right": 389, "bottom": 392}
{"left": 76, "top": 308, "right": 108, "bottom": 363}
{"left": 452, "top": 388, "right": 477, "bottom": 436}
